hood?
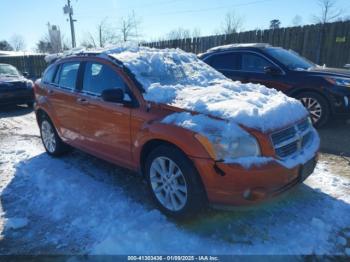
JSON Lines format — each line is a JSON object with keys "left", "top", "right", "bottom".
{"left": 304, "top": 67, "right": 350, "bottom": 78}
{"left": 150, "top": 79, "right": 308, "bottom": 133}
{"left": 105, "top": 46, "right": 309, "bottom": 132}
{"left": 0, "top": 75, "right": 26, "bottom": 83}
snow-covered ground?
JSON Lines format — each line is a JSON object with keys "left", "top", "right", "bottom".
{"left": 0, "top": 110, "right": 350, "bottom": 255}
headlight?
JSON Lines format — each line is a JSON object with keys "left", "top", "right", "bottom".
{"left": 196, "top": 133, "right": 261, "bottom": 160}
{"left": 325, "top": 77, "right": 350, "bottom": 88}
{"left": 26, "top": 80, "right": 34, "bottom": 88}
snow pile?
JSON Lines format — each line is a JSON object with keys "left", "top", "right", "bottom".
{"left": 206, "top": 43, "right": 271, "bottom": 53}
{"left": 1, "top": 130, "right": 349, "bottom": 255}
{"left": 107, "top": 47, "right": 308, "bottom": 132}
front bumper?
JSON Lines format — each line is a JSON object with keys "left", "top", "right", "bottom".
{"left": 327, "top": 87, "right": 350, "bottom": 118}
{"left": 0, "top": 89, "right": 34, "bottom": 106}
{"left": 191, "top": 155, "right": 317, "bottom": 206}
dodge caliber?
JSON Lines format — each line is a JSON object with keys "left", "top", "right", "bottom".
{"left": 34, "top": 47, "right": 320, "bottom": 217}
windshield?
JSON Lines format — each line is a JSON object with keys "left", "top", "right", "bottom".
{"left": 110, "top": 48, "right": 226, "bottom": 89}
{"left": 266, "top": 48, "right": 315, "bottom": 71}
{"left": 0, "top": 64, "right": 21, "bottom": 77}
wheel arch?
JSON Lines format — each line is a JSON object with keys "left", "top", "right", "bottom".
{"left": 140, "top": 139, "right": 188, "bottom": 175}
{"left": 288, "top": 88, "right": 333, "bottom": 114}
{"left": 139, "top": 138, "right": 209, "bottom": 201}
{"left": 35, "top": 108, "right": 50, "bottom": 125}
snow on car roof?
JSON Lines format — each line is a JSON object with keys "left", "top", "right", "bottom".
{"left": 45, "top": 45, "right": 308, "bottom": 132}
{"left": 105, "top": 46, "right": 308, "bottom": 132}
{"left": 206, "top": 43, "right": 271, "bottom": 53}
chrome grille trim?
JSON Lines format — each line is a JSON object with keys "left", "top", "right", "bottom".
{"left": 270, "top": 119, "right": 313, "bottom": 159}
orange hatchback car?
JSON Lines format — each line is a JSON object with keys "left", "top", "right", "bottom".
{"left": 34, "top": 47, "right": 319, "bottom": 217}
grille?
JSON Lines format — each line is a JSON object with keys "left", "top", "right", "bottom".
{"left": 271, "top": 118, "right": 313, "bottom": 159}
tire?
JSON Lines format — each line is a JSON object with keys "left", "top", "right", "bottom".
{"left": 39, "top": 115, "right": 70, "bottom": 157}
{"left": 145, "top": 145, "right": 207, "bottom": 218}
{"left": 296, "top": 92, "right": 330, "bottom": 128}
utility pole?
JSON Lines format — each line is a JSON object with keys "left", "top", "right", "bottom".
{"left": 63, "top": 0, "right": 77, "bottom": 48}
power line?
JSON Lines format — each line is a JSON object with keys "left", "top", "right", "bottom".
{"left": 154, "top": 0, "right": 277, "bottom": 16}
{"left": 77, "top": 0, "right": 277, "bottom": 21}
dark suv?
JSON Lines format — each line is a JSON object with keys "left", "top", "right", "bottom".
{"left": 199, "top": 44, "right": 350, "bottom": 127}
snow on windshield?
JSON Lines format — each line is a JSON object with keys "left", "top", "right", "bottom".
{"left": 107, "top": 47, "right": 309, "bottom": 132}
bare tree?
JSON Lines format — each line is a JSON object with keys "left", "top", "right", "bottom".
{"left": 119, "top": 12, "right": 141, "bottom": 42}
{"left": 292, "top": 15, "right": 303, "bottom": 26}
{"left": 220, "top": 12, "right": 244, "bottom": 34}
{"left": 313, "top": 0, "right": 343, "bottom": 24}
{"left": 166, "top": 28, "right": 191, "bottom": 40}
{"left": 164, "top": 27, "right": 201, "bottom": 40}
{"left": 10, "top": 34, "right": 26, "bottom": 51}
{"left": 313, "top": 0, "right": 344, "bottom": 64}
{"left": 97, "top": 19, "right": 119, "bottom": 47}
{"left": 81, "top": 19, "right": 120, "bottom": 48}
{"left": 192, "top": 28, "right": 201, "bottom": 38}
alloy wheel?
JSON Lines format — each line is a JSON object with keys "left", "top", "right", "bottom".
{"left": 41, "top": 120, "right": 56, "bottom": 153}
{"left": 300, "top": 97, "right": 322, "bottom": 124}
{"left": 149, "top": 157, "right": 188, "bottom": 211}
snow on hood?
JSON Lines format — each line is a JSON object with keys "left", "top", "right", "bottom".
{"left": 107, "top": 47, "right": 308, "bottom": 132}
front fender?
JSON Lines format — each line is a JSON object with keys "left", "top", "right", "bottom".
{"left": 133, "top": 122, "right": 212, "bottom": 168}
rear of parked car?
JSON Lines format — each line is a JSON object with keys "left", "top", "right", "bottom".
{"left": 199, "top": 44, "right": 350, "bottom": 127}
{"left": 34, "top": 47, "right": 319, "bottom": 218}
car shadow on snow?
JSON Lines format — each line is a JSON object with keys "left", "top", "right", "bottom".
{"left": 1, "top": 149, "right": 350, "bottom": 254}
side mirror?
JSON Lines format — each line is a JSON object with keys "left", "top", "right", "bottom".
{"left": 264, "top": 66, "right": 282, "bottom": 75}
{"left": 101, "top": 88, "right": 124, "bottom": 103}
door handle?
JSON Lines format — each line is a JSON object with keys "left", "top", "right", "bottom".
{"left": 48, "top": 89, "right": 54, "bottom": 95}
{"left": 77, "top": 98, "right": 89, "bottom": 105}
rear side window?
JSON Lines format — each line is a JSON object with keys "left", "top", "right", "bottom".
{"left": 209, "top": 53, "right": 240, "bottom": 70}
{"left": 241, "top": 53, "right": 272, "bottom": 73}
{"left": 82, "top": 62, "right": 127, "bottom": 96}
{"left": 58, "top": 62, "right": 80, "bottom": 90}
{"left": 42, "top": 65, "right": 57, "bottom": 84}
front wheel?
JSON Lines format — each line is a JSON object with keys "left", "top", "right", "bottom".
{"left": 145, "top": 145, "right": 207, "bottom": 218}
{"left": 296, "top": 92, "right": 330, "bottom": 128}
{"left": 40, "top": 116, "right": 70, "bottom": 156}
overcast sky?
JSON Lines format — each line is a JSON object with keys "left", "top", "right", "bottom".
{"left": 1, "top": 0, "right": 349, "bottom": 50}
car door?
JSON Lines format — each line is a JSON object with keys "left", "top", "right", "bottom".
{"left": 46, "top": 61, "right": 84, "bottom": 143}
{"left": 76, "top": 60, "right": 133, "bottom": 166}
{"left": 240, "top": 52, "right": 290, "bottom": 91}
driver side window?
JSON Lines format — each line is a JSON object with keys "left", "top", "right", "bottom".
{"left": 82, "top": 62, "right": 130, "bottom": 100}
{"left": 241, "top": 53, "right": 272, "bottom": 73}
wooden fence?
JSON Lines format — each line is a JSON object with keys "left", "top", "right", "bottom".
{"left": 143, "top": 21, "right": 350, "bottom": 68}
{"left": 0, "top": 55, "right": 47, "bottom": 79}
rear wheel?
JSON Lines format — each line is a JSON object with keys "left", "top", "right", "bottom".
{"left": 145, "top": 145, "right": 207, "bottom": 218}
{"left": 39, "top": 116, "right": 70, "bottom": 156}
{"left": 296, "top": 92, "right": 330, "bottom": 128}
